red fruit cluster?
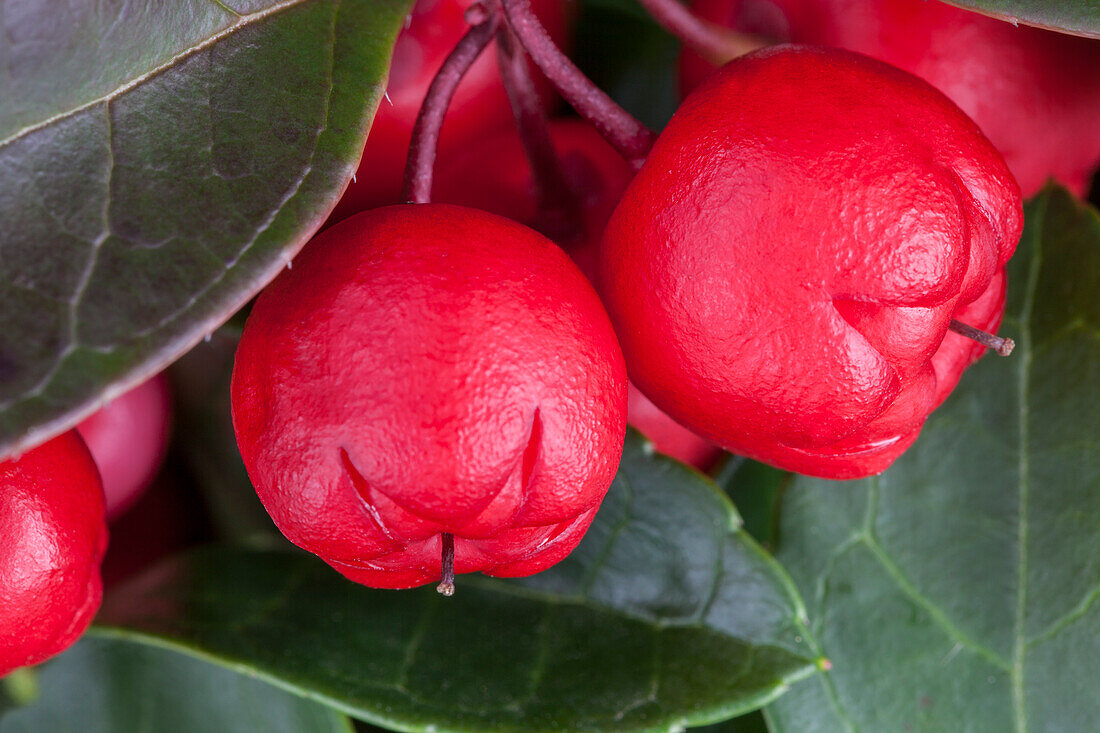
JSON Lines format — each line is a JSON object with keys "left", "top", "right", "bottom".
{"left": 602, "top": 47, "right": 1022, "bottom": 478}
{"left": 232, "top": 8, "right": 1037, "bottom": 590}
{"left": 232, "top": 205, "right": 627, "bottom": 589}
{"left": 681, "top": 0, "right": 1100, "bottom": 197}
{"left": 0, "top": 433, "right": 107, "bottom": 677}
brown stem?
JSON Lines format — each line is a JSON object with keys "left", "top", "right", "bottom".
{"left": 949, "top": 319, "right": 1015, "bottom": 356}
{"left": 495, "top": 24, "right": 582, "bottom": 241}
{"left": 635, "top": 0, "right": 766, "bottom": 65}
{"left": 403, "top": 7, "right": 501, "bottom": 204}
{"left": 500, "top": 0, "right": 656, "bottom": 167}
{"left": 437, "top": 532, "right": 456, "bottom": 596}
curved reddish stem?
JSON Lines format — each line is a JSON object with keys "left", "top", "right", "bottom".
{"left": 495, "top": 25, "right": 581, "bottom": 240}
{"left": 635, "top": 0, "right": 766, "bottom": 65}
{"left": 500, "top": 0, "right": 656, "bottom": 167}
{"left": 403, "top": 9, "right": 502, "bottom": 204}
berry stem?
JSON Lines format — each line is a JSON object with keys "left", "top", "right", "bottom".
{"left": 635, "top": 0, "right": 766, "bottom": 65}
{"left": 437, "top": 532, "right": 456, "bottom": 596}
{"left": 500, "top": 0, "right": 656, "bottom": 167}
{"left": 949, "top": 319, "right": 1015, "bottom": 356}
{"left": 495, "top": 23, "right": 582, "bottom": 241}
{"left": 403, "top": 7, "right": 501, "bottom": 204}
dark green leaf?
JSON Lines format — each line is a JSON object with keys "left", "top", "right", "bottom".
{"left": 97, "top": 432, "right": 823, "bottom": 732}
{"left": 767, "top": 186, "right": 1100, "bottom": 731}
{"left": 943, "top": 0, "right": 1100, "bottom": 37}
{"left": 0, "top": 636, "right": 352, "bottom": 733}
{"left": 713, "top": 457, "right": 791, "bottom": 551}
{"left": 0, "top": 0, "right": 411, "bottom": 456}
{"left": 574, "top": 0, "right": 681, "bottom": 130}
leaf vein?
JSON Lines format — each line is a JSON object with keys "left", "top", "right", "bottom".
{"left": 859, "top": 533, "right": 1012, "bottom": 671}
{"left": 0, "top": 0, "right": 315, "bottom": 152}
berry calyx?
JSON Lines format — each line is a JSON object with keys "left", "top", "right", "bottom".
{"left": 1, "top": 432, "right": 108, "bottom": 677}
{"left": 76, "top": 374, "right": 172, "bottom": 520}
{"left": 231, "top": 204, "right": 627, "bottom": 590}
{"left": 600, "top": 46, "right": 1023, "bottom": 479}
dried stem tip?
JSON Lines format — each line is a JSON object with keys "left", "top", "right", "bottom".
{"left": 437, "top": 532, "right": 456, "bottom": 596}
{"left": 949, "top": 319, "right": 1015, "bottom": 357}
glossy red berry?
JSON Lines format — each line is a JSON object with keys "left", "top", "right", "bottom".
{"left": 1, "top": 432, "right": 108, "bottom": 677}
{"left": 77, "top": 374, "right": 172, "bottom": 520}
{"left": 601, "top": 46, "right": 1022, "bottom": 479}
{"left": 231, "top": 204, "right": 627, "bottom": 589}
{"left": 681, "top": 0, "right": 1100, "bottom": 197}
{"left": 329, "top": 0, "right": 569, "bottom": 220}
{"left": 434, "top": 119, "right": 722, "bottom": 470}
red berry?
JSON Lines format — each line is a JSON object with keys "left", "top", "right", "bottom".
{"left": 434, "top": 119, "right": 722, "bottom": 470}
{"left": 1, "top": 432, "right": 108, "bottom": 676}
{"left": 329, "top": 0, "right": 570, "bottom": 221}
{"left": 681, "top": 0, "right": 1100, "bottom": 197}
{"left": 77, "top": 374, "right": 172, "bottom": 520}
{"left": 231, "top": 204, "right": 627, "bottom": 589}
{"left": 601, "top": 46, "right": 1022, "bottom": 479}
{"left": 627, "top": 384, "right": 723, "bottom": 471}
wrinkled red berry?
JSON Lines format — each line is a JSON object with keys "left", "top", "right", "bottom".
{"left": 601, "top": 46, "right": 1022, "bottom": 479}
{"left": 232, "top": 204, "right": 627, "bottom": 589}
{"left": 1, "top": 432, "right": 107, "bottom": 677}
{"left": 681, "top": 0, "right": 1100, "bottom": 197}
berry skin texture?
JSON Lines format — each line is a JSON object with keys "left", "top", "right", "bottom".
{"left": 600, "top": 46, "right": 1023, "bottom": 479}
{"left": 1, "top": 432, "right": 108, "bottom": 677}
{"left": 231, "top": 204, "right": 627, "bottom": 590}
{"left": 434, "top": 119, "right": 722, "bottom": 470}
{"left": 77, "top": 374, "right": 172, "bottom": 520}
{"left": 329, "top": 0, "right": 569, "bottom": 221}
{"left": 681, "top": 0, "right": 1100, "bottom": 197}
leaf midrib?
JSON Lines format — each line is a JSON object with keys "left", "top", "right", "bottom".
{"left": 1011, "top": 189, "right": 1046, "bottom": 733}
{"left": 0, "top": 0, "right": 314, "bottom": 151}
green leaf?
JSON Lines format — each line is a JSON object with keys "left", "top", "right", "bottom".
{"left": 0, "top": 0, "right": 411, "bottom": 457}
{"left": 767, "top": 186, "right": 1100, "bottom": 731}
{"left": 97, "top": 431, "right": 822, "bottom": 732}
{"left": 943, "top": 0, "right": 1100, "bottom": 38}
{"left": 713, "top": 457, "right": 791, "bottom": 552}
{"left": 574, "top": 0, "right": 681, "bottom": 131}
{"left": 0, "top": 636, "right": 353, "bottom": 733}
{"left": 690, "top": 710, "right": 769, "bottom": 733}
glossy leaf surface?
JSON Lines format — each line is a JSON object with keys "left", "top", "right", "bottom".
{"left": 97, "top": 432, "right": 822, "bottom": 732}
{"left": 0, "top": 0, "right": 409, "bottom": 456}
{"left": 768, "top": 187, "right": 1100, "bottom": 731}
{"left": 0, "top": 636, "right": 352, "bottom": 733}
